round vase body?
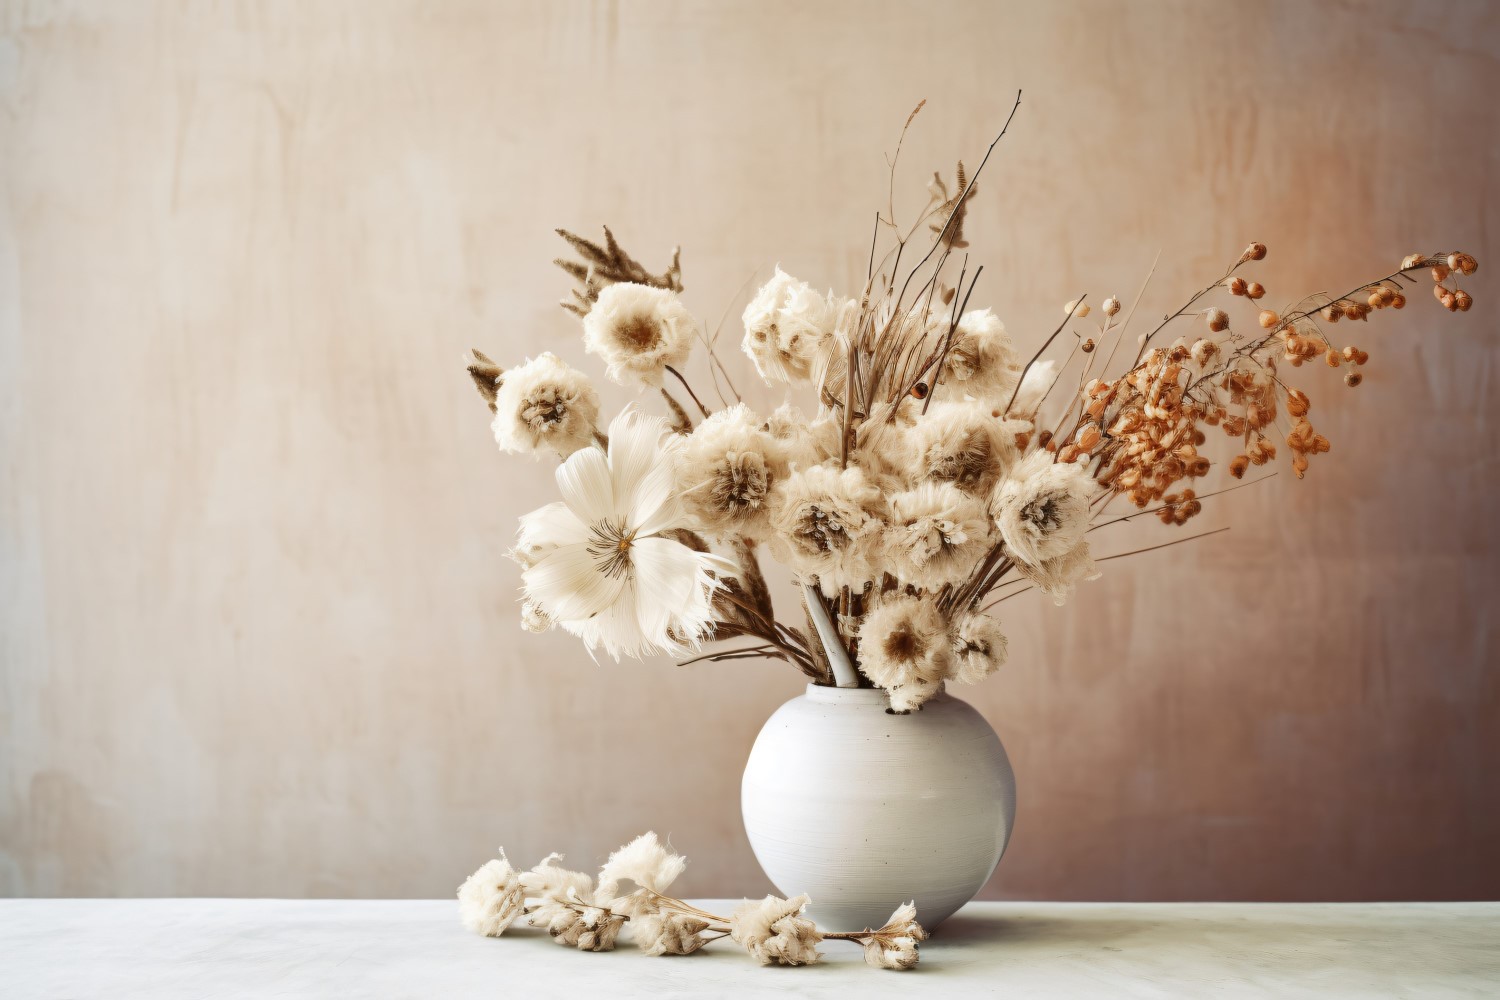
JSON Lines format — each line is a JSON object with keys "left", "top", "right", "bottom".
{"left": 741, "top": 684, "right": 1016, "bottom": 932}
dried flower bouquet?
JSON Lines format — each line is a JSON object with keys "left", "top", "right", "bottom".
{"left": 466, "top": 92, "right": 1478, "bottom": 714}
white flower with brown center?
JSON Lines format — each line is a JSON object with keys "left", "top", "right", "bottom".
{"left": 940, "top": 308, "right": 1020, "bottom": 404}
{"left": 950, "top": 612, "right": 1009, "bottom": 685}
{"left": 767, "top": 464, "right": 885, "bottom": 596}
{"left": 582, "top": 283, "right": 698, "bottom": 387}
{"left": 491, "top": 352, "right": 600, "bottom": 458}
{"left": 885, "top": 482, "right": 992, "bottom": 590}
{"left": 516, "top": 411, "right": 730, "bottom": 659}
{"left": 912, "top": 400, "right": 1024, "bottom": 497}
{"left": 675, "top": 404, "right": 785, "bottom": 540}
{"left": 995, "top": 449, "right": 1094, "bottom": 566}
{"left": 741, "top": 268, "right": 844, "bottom": 385}
{"left": 857, "top": 593, "right": 953, "bottom": 712}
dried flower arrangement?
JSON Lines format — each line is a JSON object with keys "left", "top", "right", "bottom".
{"left": 466, "top": 92, "right": 1478, "bottom": 714}
{"left": 459, "top": 833, "right": 926, "bottom": 970}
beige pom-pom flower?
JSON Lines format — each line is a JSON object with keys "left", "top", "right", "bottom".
{"left": 995, "top": 450, "right": 1094, "bottom": 566}
{"left": 1014, "top": 541, "right": 1101, "bottom": 606}
{"left": 520, "top": 854, "right": 625, "bottom": 952}
{"left": 457, "top": 852, "right": 525, "bottom": 937}
{"left": 939, "top": 308, "right": 1020, "bottom": 403}
{"left": 675, "top": 404, "right": 784, "bottom": 540}
{"left": 912, "top": 400, "right": 1023, "bottom": 497}
{"left": 885, "top": 482, "right": 992, "bottom": 590}
{"left": 595, "top": 831, "right": 687, "bottom": 918}
{"left": 767, "top": 464, "right": 886, "bottom": 596}
{"left": 860, "top": 901, "right": 928, "bottom": 971}
{"left": 583, "top": 282, "right": 698, "bottom": 387}
{"left": 729, "top": 894, "right": 824, "bottom": 967}
{"left": 741, "top": 268, "right": 843, "bottom": 385}
{"left": 950, "top": 613, "right": 1008, "bottom": 685}
{"left": 858, "top": 593, "right": 953, "bottom": 712}
{"left": 491, "top": 352, "right": 600, "bottom": 459}
{"left": 632, "top": 912, "right": 713, "bottom": 956}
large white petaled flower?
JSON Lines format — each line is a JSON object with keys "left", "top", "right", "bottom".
{"left": 1010, "top": 359, "right": 1057, "bottom": 416}
{"left": 516, "top": 411, "right": 730, "bottom": 660}
{"left": 995, "top": 449, "right": 1094, "bottom": 566}
{"left": 457, "top": 851, "right": 525, "bottom": 937}
{"left": 491, "top": 352, "right": 600, "bottom": 458}
{"left": 583, "top": 283, "right": 698, "bottom": 387}
{"left": 675, "top": 404, "right": 785, "bottom": 540}
{"left": 729, "top": 894, "right": 823, "bottom": 967}
{"left": 1014, "top": 541, "right": 1101, "bottom": 606}
{"left": 940, "top": 309, "right": 1020, "bottom": 404}
{"left": 950, "top": 612, "right": 1009, "bottom": 685}
{"left": 741, "top": 267, "right": 843, "bottom": 385}
{"left": 767, "top": 464, "right": 885, "bottom": 597}
{"left": 884, "top": 482, "right": 992, "bottom": 590}
{"left": 857, "top": 593, "right": 953, "bottom": 712}
{"left": 911, "top": 400, "right": 1025, "bottom": 497}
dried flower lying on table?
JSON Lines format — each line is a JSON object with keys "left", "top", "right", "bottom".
{"left": 458, "top": 832, "right": 927, "bottom": 970}
{"left": 464, "top": 91, "right": 1479, "bottom": 708}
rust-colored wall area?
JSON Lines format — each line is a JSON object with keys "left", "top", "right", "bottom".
{"left": 2, "top": 1, "right": 1496, "bottom": 901}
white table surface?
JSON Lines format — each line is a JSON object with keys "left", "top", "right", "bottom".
{"left": 2, "top": 898, "right": 1497, "bottom": 998}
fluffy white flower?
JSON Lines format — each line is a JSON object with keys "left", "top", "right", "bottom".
{"left": 741, "top": 268, "right": 842, "bottom": 385}
{"left": 520, "top": 854, "right": 625, "bottom": 952}
{"left": 491, "top": 352, "right": 600, "bottom": 458}
{"left": 457, "top": 852, "right": 525, "bottom": 937}
{"left": 950, "top": 613, "right": 1009, "bottom": 685}
{"left": 857, "top": 594, "right": 953, "bottom": 712}
{"left": 995, "top": 450, "right": 1094, "bottom": 566}
{"left": 1010, "top": 359, "right": 1057, "bottom": 416}
{"left": 767, "top": 464, "right": 886, "bottom": 597}
{"left": 1014, "top": 541, "right": 1101, "bottom": 605}
{"left": 632, "top": 912, "right": 712, "bottom": 956}
{"left": 729, "top": 894, "right": 823, "bottom": 967}
{"left": 595, "top": 832, "right": 687, "bottom": 917}
{"left": 911, "top": 400, "right": 1024, "bottom": 497}
{"left": 884, "top": 482, "right": 992, "bottom": 590}
{"left": 860, "top": 901, "right": 927, "bottom": 971}
{"left": 583, "top": 283, "right": 698, "bottom": 387}
{"left": 940, "top": 309, "right": 1020, "bottom": 404}
{"left": 675, "top": 404, "right": 783, "bottom": 540}
{"left": 516, "top": 410, "right": 732, "bottom": 660}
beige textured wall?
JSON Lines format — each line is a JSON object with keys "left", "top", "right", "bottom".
{"left": 2, "top": 0, "right": 1496, "bottom": 901}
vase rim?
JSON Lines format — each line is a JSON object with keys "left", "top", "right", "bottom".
{"left": 803, "top": 683, "right": 891, "bottom": 704}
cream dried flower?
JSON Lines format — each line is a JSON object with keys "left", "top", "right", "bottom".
{"left": 1014, "top": 541, "right": 1101, "bottom": 606}
{"left": 741, "top": 268, "right": 841, "bottom": 385}
{"left": 519, "top": 600, "right": 553, "bottom": 634}
{"left": 595, "top": 831, "right": 687, "bottom": 918}
{"left": 885, "top": 482, "right": 992, "bottom": 590}
{"left": 767, "top": 464, "right": 886, "bottom": 597}
{"left": 633, "top": 912, "right": 713, "bottom": 956}
{"left": 996, "top": 450, "right": 1094, "bottom": 566}
{"left": 583, "top": 282, "right": 697, "bottom": 387}
{"left": 912, "top": 400, "right": 1023, "bottom": 497}
{"left": 951, "top": 612, "right": 1009, "bottom": 685}
{"left": 940, "top": 309, "right": 1020, "bottom": 403}
{"left": 729, "top": 894, "right": 823, "bottom": 967}
{"left": 860, "top": 901, "right": 928, "bottom": 971}
{"left": 457, "top": 852, "right": 525, "bottom": 937}
{"left": 520, "top": 854, "right": 625, "bottom": 952}
{"left": 1010, "top": 358, "right": 1057, "bottom": 416}
{"left": 675, "top": 404, "right": 783, "bottom": 540}
{"left": 516, "top": 410, "right": 732, "bottom": 660}
{"left": 491, "top": 352, "right": 600, "bottom": 458}
{"left": 858, "top": 593, "right": 953, "bottom": 712}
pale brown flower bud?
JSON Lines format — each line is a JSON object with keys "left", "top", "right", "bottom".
{"left": 1081, "top": 338, "right": 1096, "bottom": 353}
{"left": 1258, "top": 310, "right": 1280, "bottom": 329}
{"left": 1454, "top": 289, "right": 1473, "bottom": 312}
{"left": 1205, "top": 307, "right": 1229, "bottom": 332}
{"left": 1321, "top": 305, "right": 1341, "bottom": 324}
{"left": 1229, "top": 454, "right": 1250, "bottom": 479}
{"left": 1292, "top": 453, "right": 1309, "bottom": 479}
{"left": 1447, "top": 253, "right": 1462, "bottom": 272}
{"left": 1391, "top": 293, "right": 1407, "bottom": 309}
{"left": 1367, "top": 291, "right": 1384, "bottom": 309}
{"left": 1103, "top": 296, "right": 1121, "bottom": 316}
{"left": 1431, "top": 264, "right": 1450, "bottom": 282}
{"left": 1066, "top": 299, "right": 1090, "bottom": 318}
{"left": 1325, "top": 350, "right": 1341, "bottom": 368}
{"left": 1078, "top": 424, "right": 1102, "bottom": 451}
{"left": 1455, "top": 252, "right": 1478, "bottom": 276}
{"left": 1402, "top": 253, "right": 1426, "bottom": 270}
{"left": 1246, "top": 282, "right": 1266, "bottom": 300}
{"left": 1345, "top": 371, "right": 1362, "bottom": 387}
{"left": 1227, "top": 277, "right": 1248, "bottom": 296}
{"left": 1244, "top": 242, "right": 1268, "bottom": 262}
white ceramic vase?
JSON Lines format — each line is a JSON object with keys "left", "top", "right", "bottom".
{"left": 740, "top": 683, "right": 1016, "bottom": 932}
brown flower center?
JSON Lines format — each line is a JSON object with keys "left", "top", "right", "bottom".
{"left": 614, "top": 314, "right": 663, "bottom": 352}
